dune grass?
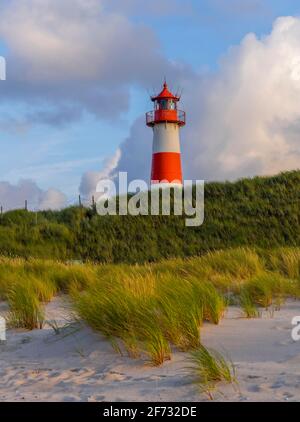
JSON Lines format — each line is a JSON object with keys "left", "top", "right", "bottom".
{"left": 7, "top": 277, "right": 45, "bottom": 330}
{"left": 242, "top": 272, "right": 297, "bottom": 309}
{"left": 72, "top": 247, "right": 300, "bottom": 364}
{"left": 0, "top": 247, "right": 300, "bottom": 364}
{"left": 0, "top": 246, "right": 299, "bottom": 400}
{"left": 0, "top": 257, "right": 98, "bottom": 330}
{"left": 73, "top": 274, "right": 171, "bottom": 365}
{"left": 73, "top": 268, "right": 227, "bottom": 364}
{"left": 189, "top": 345, "right": 236, "bottom": 399}
{"left": 262, "top": 248, "right": 300, "bottom": 280}
{"left": 239, "top": 290, "right": 260, "bottom": 318}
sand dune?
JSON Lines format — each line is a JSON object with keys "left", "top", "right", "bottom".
{"left": 0, "top": 297, "right": 300, "bottom": 402}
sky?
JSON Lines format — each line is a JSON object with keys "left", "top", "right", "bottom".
{"left": 0, "top": 0, "right": 300, "bottom": 210}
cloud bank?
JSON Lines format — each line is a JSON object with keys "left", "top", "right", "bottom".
{"left": 0, "top": 0, "right": 190, "bottom": 126}
{"left": 111, "top": 16, "right": 300, "bottom": 184}
{"left": 0, "top": 180, "right": 67, "bottom": 211}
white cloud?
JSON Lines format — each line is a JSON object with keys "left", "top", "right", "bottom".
{"left": 79, "top": 149, "right": 121, "bottom": 200}
{"left": 112, "top": 16, "right": 300, "bottom": 182}
{"left": 0, "top": 180, "right": 67, "bottom": 211}
{"left": 0, "top": 0, "right": 190, "bottom": 125}
{"left": 0, "top": 0, "right": 151, "bottom": 82}
{"left": 186, "top": 16, "right": 300, "bottom": 179}
{"left": 39, "top": 188, "right": 67, "bottom": 210}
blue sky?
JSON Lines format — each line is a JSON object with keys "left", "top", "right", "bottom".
{"left": 0, "top": 0, "right": 300, "bottom": 209}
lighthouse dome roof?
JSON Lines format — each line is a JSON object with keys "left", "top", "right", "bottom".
{"left": 151, "top": 81, "right": 180, "bottom": 102}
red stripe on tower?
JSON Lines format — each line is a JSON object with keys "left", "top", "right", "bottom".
{"left": 146, "top": 81, "right": 185, "bottom": 185}
{"left": 151, "top": 152, "right": 182, "bottom": 184}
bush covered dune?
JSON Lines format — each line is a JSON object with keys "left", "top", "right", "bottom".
{"left": 1, "top": 171, "right": 299, "bottom": 394}
{"left": 0, "top": 170, "right": 299, "bottom": 263}
{"left": 1, "top": 247, "right": 300, "bottom": 367}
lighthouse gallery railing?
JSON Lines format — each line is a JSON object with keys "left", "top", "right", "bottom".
{"left": 146, "top": 110, "right": 186, "bottom": 126}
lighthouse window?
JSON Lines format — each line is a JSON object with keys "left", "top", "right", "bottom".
{"left": 169, "top": 100, "right": 176, "bottom": 110}
{"left": 159, "top": 100, "right": 168, "bottom": 110}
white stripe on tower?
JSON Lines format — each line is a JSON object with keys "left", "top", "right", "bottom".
{"left": 152, "top": 123, "right": 181, "bottom": 154}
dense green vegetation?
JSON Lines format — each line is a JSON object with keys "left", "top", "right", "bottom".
{"left": 0, "top": 171, "right": 299, "bottom": 263}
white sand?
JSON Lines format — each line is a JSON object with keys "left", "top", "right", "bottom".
{"left": 0, "top": 296, "right": 300, "bottom": 402}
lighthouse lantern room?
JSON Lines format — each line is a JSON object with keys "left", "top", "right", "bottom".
{"left": 146, "top": 81, "right": 185, "bottom": 185}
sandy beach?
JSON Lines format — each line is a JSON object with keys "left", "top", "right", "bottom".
{"left": 0, "top": 296, "right": 300, "bottom": 402}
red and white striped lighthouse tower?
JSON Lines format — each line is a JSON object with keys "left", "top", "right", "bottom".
{"left": 146, "top": 81, "right": 186, "bottom": 185}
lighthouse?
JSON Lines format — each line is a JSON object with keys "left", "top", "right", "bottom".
{"left": 146, "top": 81, "right": 185, "bottom": 185}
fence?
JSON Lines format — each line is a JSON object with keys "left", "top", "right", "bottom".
{"left": 0, "top": 195, "right": 97, "bottom": 216}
